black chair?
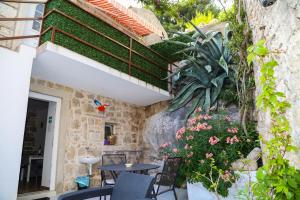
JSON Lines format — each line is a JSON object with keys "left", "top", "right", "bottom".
{"left": 101, "top": 153, "right": 127, "bottom": 186}
{"left": 57, "top": 172, "right": 155, "bottom": 200}
{"left": 153, "top": 157, "right": 182, "bottom": 200}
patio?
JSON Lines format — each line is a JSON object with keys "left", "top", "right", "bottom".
{"left": 1, "top": 0, "right": 300, "bottom": 200}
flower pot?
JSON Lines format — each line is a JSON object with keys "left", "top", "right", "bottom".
{"left": 187, "top": 171, "right": 257, "bottom": 200}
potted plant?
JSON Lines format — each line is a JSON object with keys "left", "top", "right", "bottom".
{"left": 160, "top": 108, "right": 258, "bottom": 199}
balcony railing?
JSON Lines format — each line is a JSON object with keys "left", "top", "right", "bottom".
{"left": 39, "top": 0, "right": 171, "bottom": 90}
{"left": 0, "top": 0, "right": 174, "bottom": 91}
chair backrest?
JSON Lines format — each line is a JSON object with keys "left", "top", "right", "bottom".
{"left": 102, "top": 153, "right": 127, "bottom": 165}
{"left": 111, "top": 172, "right": 155, "bottom": 200}
{"left": 101, "top": 153, "right": 127, "bottom": 180}
{"left": 159, "top": 157, "right": 182, "bottom": 186}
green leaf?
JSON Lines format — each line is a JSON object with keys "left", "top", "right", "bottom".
{"left": 203, "top": 88, "right": 211, "bottom": 112}
{"left": 218, "top": 56, "right": 229, "bottom": 75}
{"left": 204, "top": 65, "right": 212, "bottom": 73}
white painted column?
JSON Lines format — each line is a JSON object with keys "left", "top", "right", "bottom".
{"left": 0, "top": 45, "right": 35, "bottom": 199}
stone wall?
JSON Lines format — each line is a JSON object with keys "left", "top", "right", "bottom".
{"left": 0, "top": 2, "right": 19, "bottom": 49}
{"left": 245, "top": 0, "right": 300, "bottom": 168}
{"left": 30, "top": 77, "right": 146, "bottom": 191}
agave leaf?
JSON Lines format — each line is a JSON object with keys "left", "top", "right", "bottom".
{"left": 170, "top": 31, "right": 194, "bottom": 42}
{"left": 210, "top": 73, "right": 227, "bottom": 104}
{"left": 193, "top": 47, "right": 219, "bottom": 66}
{"left": 163, "top": 62, "right": 193, "bottom": 80}
{"left": 203, "top": 88, "right": 211, "bottom": 112}
{"left": 173, "top": 46, "right": 199, "bottom": 55}
{"left": 186, "top": 21, "right": 207, "bottom": 39}
{"left": 172, "top": 80, "right": 204, "bottom": 102}
{"left": 171, "top": 83, "right": 204, "bottom": 106}
{"left": 184, "top": 91, "right": 205, "bottom": 121}
{"left": 202, "top": 31, "right": 220, "bottom": 44}
{"left": 192, "top": 31, "right": 201, "bottom": 39}
{"left": 218, "top": 56, "right": 229, "bottom": 75}
{"left": 205, "top": 65, "right": 212, "bottom": 73}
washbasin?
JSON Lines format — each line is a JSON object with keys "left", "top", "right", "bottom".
{"left": 79, "top": 156, "right": 100, "bottom": 164}
{"left": 79, "top": 156, "right": 100, "bottom": 175}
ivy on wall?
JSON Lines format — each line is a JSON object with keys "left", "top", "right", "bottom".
{"left": 41, "top": 0, "right": 168, "bottom": 90}
{"left": 248, "top": 40, "right": 300, "bottom": 200}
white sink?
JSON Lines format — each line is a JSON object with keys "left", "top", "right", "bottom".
{"left": 79, "top": 156, "right": 100, "bottom": 164}
{"left": 79, "top": 156, "right": 100, "bottom": 175}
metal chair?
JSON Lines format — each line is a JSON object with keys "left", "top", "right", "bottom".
{"left": 57, "top": 172, "right": 155, "bottom": 200}
{"left": 101, "top": 153, "right": 127, "bottom": 186}
{"left": 153, "top": 157, "right": 182, "bottom": 200}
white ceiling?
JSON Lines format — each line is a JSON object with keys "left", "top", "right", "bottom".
{"left": 32, "top": 42, "right": 171, "bottom": 106}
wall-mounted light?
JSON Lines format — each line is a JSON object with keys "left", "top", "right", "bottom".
{"left": 259, "top": 0, "right": 277, "bottom": 7}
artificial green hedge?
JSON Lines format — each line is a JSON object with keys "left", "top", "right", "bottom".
{"left": 41, "top": 0, "right": 168, "bottom": 90}
{"left": 150, "top": 32, "right": 195, "bottom": 62}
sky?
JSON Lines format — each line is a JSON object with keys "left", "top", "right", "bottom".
{"left": 118, "top": 0, "right": 233, "bottom": 9}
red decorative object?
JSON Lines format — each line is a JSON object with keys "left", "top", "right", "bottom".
{"left": 94, "top": 99, "right": 109, "bottom": 112}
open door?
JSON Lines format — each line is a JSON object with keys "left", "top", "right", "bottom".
{"left": 41, "top": 102, "right": 56, "bottom": 188}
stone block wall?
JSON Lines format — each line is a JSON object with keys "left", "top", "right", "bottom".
{"left": 30, "top": 77, "right": 147, "bottom": 191}
{"left": 0, "top": 2, "right": 19, "bottom": 49}
{"left": 245, "top": 0, "right": 300, "bottom": 168}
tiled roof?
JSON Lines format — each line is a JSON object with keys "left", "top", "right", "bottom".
{"left": 86, "top": 0, "right": 162, "bottom": 36}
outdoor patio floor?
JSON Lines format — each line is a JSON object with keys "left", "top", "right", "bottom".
{"left": 52, "top": 186, "right": 188, "bottom": 200}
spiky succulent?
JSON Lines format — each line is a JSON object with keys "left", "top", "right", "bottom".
{"left": 167, "top": 23, "right": 236, "bottom": 119}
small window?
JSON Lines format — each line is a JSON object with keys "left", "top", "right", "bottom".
{"left": 104, "top": 123, "right": 115, "bottom": 145}
{"left": 32, "top": 4, "right": 44, "bottom": 31}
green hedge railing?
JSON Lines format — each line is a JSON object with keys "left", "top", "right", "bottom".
{"left": 40, "top": 0, "right": 170, "bottom": 90}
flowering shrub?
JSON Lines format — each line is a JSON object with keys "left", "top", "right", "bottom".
{"left": 160, "top": 108, "right": 258, "bottom": 197}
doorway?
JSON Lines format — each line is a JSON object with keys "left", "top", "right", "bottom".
{"left": 18, "top": 92, "right": 61, "bottom": 194}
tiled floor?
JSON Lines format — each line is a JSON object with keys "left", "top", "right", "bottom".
{"left": 64, "top": 187, "right": 188, "bottom": 200}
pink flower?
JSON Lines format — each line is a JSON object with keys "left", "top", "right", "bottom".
{"left": 160, "top": 142, "right": 170, "bottom": 148}
{"left": 200, "top": 160, "right": 205, "bottom": 164}
{"left": 206, "top": 153, "right": 213, "bottom": 159}
{"left": 226, "top": 136, "right": 239, "bottom": 144}
{"left": 176, "top": 127, "right": 186, "bottom": 140}
{"left": 187, "top": 152, "right": 194, "bottom": 158}
{"left": 196, "top": 107, "right": 202, "bottom": 113}
{"left": 203, "top": 114, "right": 212, "bottom": 120}
{"left": 186, "top": 135, "right": 194, "bottom": 140}
{"left": 172, "top": 148, "right": 178, "bottom": 153}
{"left": 227, "top": 127, "right": 238, "bottom": 134}
{"left": 226, "top": 137, "right": 231, "bottom": 144}
{"left": 225, "top": 116, "right": 231, "bottom": 121}
{"left": 221, "top": 170, "right": 232, "bottom": 182}
{"left": 232, "top": 135, "right": 239, "bottom": 142}
{"left": 209, "top": 136, "right": 220, "bottom": 145}
{"left": 197, "top": 115, "right": 204, "bottom": 120}
{"left": 184, "top": 144, "right": 190, "bottom": 150}
{"left": 188, "top": 118, "right": 197, "bottom": 126}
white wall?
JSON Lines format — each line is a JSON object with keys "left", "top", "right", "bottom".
{"left": 0, "top": 45, "right": 35, "bottom": 199}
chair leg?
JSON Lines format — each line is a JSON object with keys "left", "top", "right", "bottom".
{"left": 151, "top": 187, "right": 157, "bottom": 200}
{"left": 173, "top": 187, "right": 178, "bottom": 200}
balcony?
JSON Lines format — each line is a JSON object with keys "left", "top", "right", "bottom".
{"left": 35, "top": 0, "right": 171, "bottom": 102}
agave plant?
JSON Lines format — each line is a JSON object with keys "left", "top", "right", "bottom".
{"left": 167, "top": 23, "right": 236, "bottom": 119}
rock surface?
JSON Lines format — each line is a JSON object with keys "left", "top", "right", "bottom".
{"left": 245, "top": 0, "right": 300, "bottom": 168}
{"left": 143, "top": 108, "right": 187, "bottom": 159}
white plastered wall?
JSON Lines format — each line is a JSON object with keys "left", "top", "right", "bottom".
{"left": 0, "top": 45, "right": 35, "bottom": 199}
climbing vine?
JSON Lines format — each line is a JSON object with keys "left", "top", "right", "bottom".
{"left": 247, "top": 40, "right": 300, "bottom": 200}
{"left": 219, "top": 0, "right": 255, "bottom": 135}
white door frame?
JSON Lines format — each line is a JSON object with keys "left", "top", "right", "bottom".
{"left": 28, "top": 91, "right": 61, "bottom": 191}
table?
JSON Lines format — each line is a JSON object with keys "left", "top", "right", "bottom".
{"left": 26, "top": 155, "right": 44, "bottom": 183}
{"left": 98, "top": 163, "right": 160, "bottom": 180}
